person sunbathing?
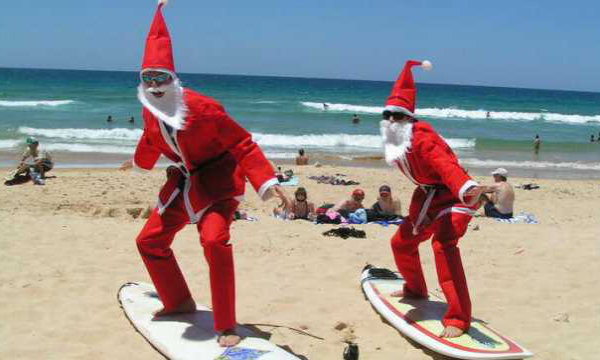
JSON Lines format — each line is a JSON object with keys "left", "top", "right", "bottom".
{"left": 482, "top": 168, "right": 514, "bottom": 219}
{"left": 371, "top": 185, "right": 402, "bottom": 217}
{"left": 331, "top": 188, "right": 365, "bottom": 216}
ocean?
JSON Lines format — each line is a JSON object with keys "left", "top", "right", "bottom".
{"left": 1, "top": 68, "right": 599, "bottom": 178}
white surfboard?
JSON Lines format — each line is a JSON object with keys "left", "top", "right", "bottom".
{"left": 361, "top": 266, "right": 533, "bottom": 360}
{"left": 118, "top": 282, "right": 300, "bottom": 360}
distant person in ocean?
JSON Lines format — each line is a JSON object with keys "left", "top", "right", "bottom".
{"left": 481, "top": 168, "right": 514, "bottom": 219}
{"left": 533, "top": 134, "right": 541, "bottom": 155}
{"left": 295, "top": 148, "right": 309, "bottom": 165}
{"left": 15, "top": 137, "right": 54, "bottom": 184}
{"left": 591, "top": 135, "right": 595, "bottom": 143}
{"left": 352, "top": 114, "right": 360, "bottom": 124}
{"left": 486, "top": 111, "right": 490, "bottom": 119}
{"left": 129, "top": 116, "right": 135, "bottom": 124}
{"left": 323, "top": 103, "right": 329, "bottom": 110}
{"left": 106, "top": 115, "right": 113, "bottom": 123}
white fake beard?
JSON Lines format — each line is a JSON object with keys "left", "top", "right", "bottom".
{"left": 137, "top": 78, "right": 188, "bottom": 130}
{"left": 380, "top": 120, "right": 413, "bottom": 166}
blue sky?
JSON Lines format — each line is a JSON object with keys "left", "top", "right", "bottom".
{"left": 1, "top": 0, "right": 599, "bottom": 92}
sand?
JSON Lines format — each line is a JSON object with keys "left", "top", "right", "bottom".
{"left": 1, "top": 164, "right": 599, "bottom": 359}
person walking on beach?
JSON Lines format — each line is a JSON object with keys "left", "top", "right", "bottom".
{"left": 380, "top": 60, "right": 484, "bottom": 338}
{"left": 119, "top": 1, "right": 289, "bottom": 347}
{"left": 295, "top": 148, "right": 309, "bottom": 165}
{"left": 481, "top": 168, "right": 514, "bottom": 219}
{"left": 533, "top": 134, "right": 541, "bottom": 155}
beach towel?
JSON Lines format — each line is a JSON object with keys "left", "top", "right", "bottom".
{"left": 308, "top": 175, "right": 360, "bottom": 186}
{"left": 369, "top": 219, "right": 404, "bottom": 227}
{"left": 495, "top": 212, "right": 538, "bottom": 224}
{"left": 279, "top": 175, "right": 299, "bottom": 187}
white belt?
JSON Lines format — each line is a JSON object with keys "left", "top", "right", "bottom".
{"left": 412, "top": 187, "right": 437, "bottom": 235}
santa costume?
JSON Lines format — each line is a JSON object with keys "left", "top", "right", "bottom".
{"left": 381, "top": 60, "right": 479, "bottom": 332}
{"left": 133, "top": 0, "right": 278, "bottom": 333}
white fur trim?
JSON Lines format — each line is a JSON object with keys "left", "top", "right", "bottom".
{"left": 158, "top": 0, "right": 168, "bottom": 6}
{"left": 458, "top": 180, "right": 479, "bottom": 205}
{"left": 421, "top": 60, "right": 433, "bottom": 71}
{"left": 434, "top": 206, "right": 476, "bottom": 221}
{"left": 258, "top": 178, "right": 280, "bottom": 201}
{"left": 137, "top": 77, "right": 188, "bottom": 130}
{"left": 384, "top": 105, "right": 414, "bottom": 117}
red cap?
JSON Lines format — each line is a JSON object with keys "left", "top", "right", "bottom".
{"left": 141, "top": 1, "right": 175, "bottom": 73}
{"left": 385, "top": 60, "right": 432, "bottom": 116}
{"left": 352, "top": 189, "right": 365, "bottom": 198}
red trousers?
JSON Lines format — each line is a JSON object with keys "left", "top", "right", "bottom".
{"left": 391, "top": 210, "right": 472, "bottom": 331}
{"left": 136, "top": 194, "right": 238, "bottom": 332}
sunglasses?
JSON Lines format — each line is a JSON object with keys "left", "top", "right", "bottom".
{"left": 382, "top": 110, "right": 407, "bottom": 121}
{"left": 141, "top": 73, "right": 172, "bottom": 84}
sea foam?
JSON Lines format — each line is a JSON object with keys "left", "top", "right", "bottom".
{"left": 0, "top": 100, "right": 75, "bottom": 107}
{"left": 301, "top": 102, "right": 600, "bottom": 125}
{"left": 252, "top": 132, "right": 475, "bottom": 150}
{"left": 461, "top": 158, "right": 600, "bottom": 171}
{"left": 18, "top": 127, "right": 142, "bottom": 141}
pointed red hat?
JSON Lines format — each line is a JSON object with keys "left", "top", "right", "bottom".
{"left": 141, "top": 0, "right": 175, "bottom": 73}
{"left": 385, "top": 60, "right": 432, "bottom": 116}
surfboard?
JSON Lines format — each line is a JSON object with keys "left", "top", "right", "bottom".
{"left": 361, "top": 266, "right": 533, "bottom": 359}
{"left": 118, "top": 282, "right": 300, "bottom": 360}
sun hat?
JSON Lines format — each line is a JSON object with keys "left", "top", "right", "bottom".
{"left": 491, "top": 168, "right": 508, "bottom": 176}
{"left": 26, "top": 137, "right": 38, "bottom": 145}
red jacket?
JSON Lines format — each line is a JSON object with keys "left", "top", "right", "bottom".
{"left": 133, "top": 88, "right": 277, "bottom": 223}
{"left": 394, "top": 121, "right": 478, "bottom": 223}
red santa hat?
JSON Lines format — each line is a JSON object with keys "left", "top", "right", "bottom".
{"left": 141, "top": 0, "right": 175, "bottom": 76}
{"left": 384, "top": 60, "right": 432, "bottom": 116}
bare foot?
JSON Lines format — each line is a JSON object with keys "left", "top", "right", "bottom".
{"left": 218, "top": 329, "right": 242, "bottom": 347}
{"left": 440, "top": 325, "right": 464, "bottom": 338}
{"left": 153, "top": 298, "right": 196, "bottom": 317}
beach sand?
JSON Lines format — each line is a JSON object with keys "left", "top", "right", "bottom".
{"left": 1, "top": 164, "right": 598, "bottom": 359}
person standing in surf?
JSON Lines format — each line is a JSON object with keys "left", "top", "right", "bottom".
{"left": 120, "top": 0, "right": 289, "bottom": 347}
{"left": 379, "top": 60, "right": 484, "bottom": 338}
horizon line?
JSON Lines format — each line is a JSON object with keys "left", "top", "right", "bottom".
{"left": 1, "top": 65, "right": 598, "bottom": 95}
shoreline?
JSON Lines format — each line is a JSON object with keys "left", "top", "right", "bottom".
{"left": 1, "top": 149, "right": 599, "bottom": 180}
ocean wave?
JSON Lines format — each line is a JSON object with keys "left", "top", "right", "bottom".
{"left": 301, "top": 102, "right": 600, "bottom": 125}
{"left": 18, "top": 127, "right": 142, "bottom": 141}
{"left": 0, "top": 100, "right": 75, "bottom": 107}
{"left": 43, "top": 143, "right": 135, "bottom": 154}
{"left": 253, "top": 100, "right": 278, "bottom": 104}
{"left": 14, "top": 127, "right": 474, "bottom": 152}
{"left": 461, "top": 158, "right": 600, "bottom": 171}
{"left": 252, "top": 132, "right": 475, "bottom": 150}
{"left": 0, "top": 139, "right": 21, "bottom": 149}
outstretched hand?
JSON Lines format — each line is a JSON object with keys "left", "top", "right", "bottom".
{"left": 120, "top": 159, "right": 133, "bottom": 171}
{"left": 464, "top": 185, "right": 485, "bottom": 207}
{"left": 271, "top": 185, "right": 291, "bottom": 208}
